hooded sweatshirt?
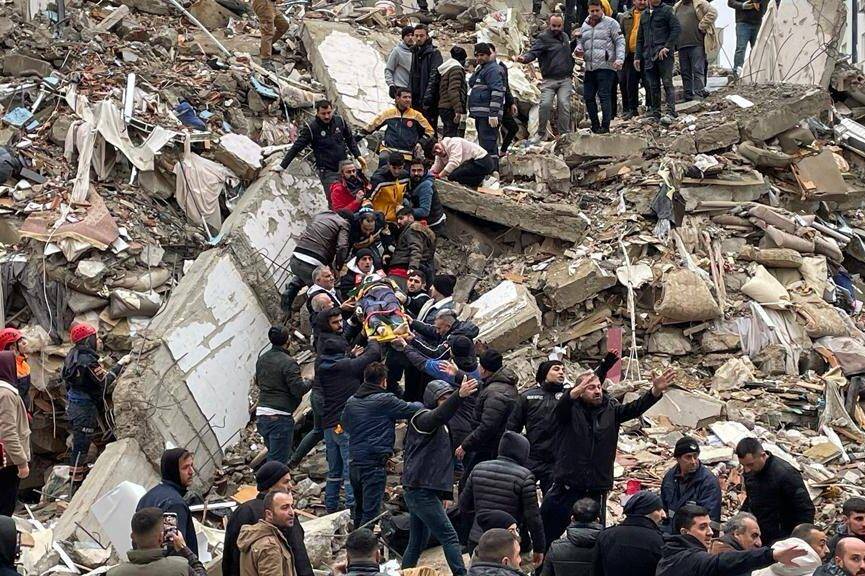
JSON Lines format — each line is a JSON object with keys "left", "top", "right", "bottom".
{"left": 0, "top": 516, "right": 19, "bottom": 576}
{"left": 237, "top": 521, "right": 296, "bottom": 576}
{"left": 435, "top": 58, "right": 467, "bottom": 112}
{"left": 385, "top": 42, "right": 413, "bottom": 89}
{"left": 0, "top": 351, "right": 29, "bottom": 467}
{"left": 136, "top": 449, "right": 198, "bottom": 555}
{"left": 751, "top": 539, "right": 821, "bottom": 576}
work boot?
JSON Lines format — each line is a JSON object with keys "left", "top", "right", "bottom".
{"left": 281, "top": 277, "right": 303, "bottom": 315}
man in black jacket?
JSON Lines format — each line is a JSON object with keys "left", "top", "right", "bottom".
{"left": 222, "top": 462, "right": 312, "bottom": 576}
{"left": 660, "top": 436, "right": 722, "bottom": 532}
{"left": 728, "top": 0, "right": 768, "bottom": 76}
{"left": 255, "top": 326, "right": 311, "bottom": 465}
{"left": 490, "top": 45, "right": 519, "bottom": 155}
{"left": 410, "top": 25, "right": 443, "bottom": 130}
{"left": 410, "top": 309, "right": 479, "bottom": 360}
{"left": 401, "top": 378, "right": 479, "bottom": 576}
{"left": 634, "top": 0, "right": 680, "bottom": 122}
{"left": 315, "top": 308, "right": 382, "bottom": 514}
{"left": 387, "top": 207, "right": 436, "bottom": 291}
{"left": 541, "top": 498, "right": 601, "bottom": 576}
{"left": 735, "top": 437, "right": 815, "bottom": 546}
{"left": 469, "top": 529, "right": 526, "bottom": 576}
{"left": 540, "top": 366, "right": 674, "bottom": 546}
{"left": 594, "top": 491, "right": 666, "bottom": 576}
{"left": 278, "top": 100, "right": 364, "bottom": 198}
{"left": 342, "top": 363, "right": 423, "bottom": 528}
{"left": 456, "top": 349, "right": 518, "bottom": 481}
{"left": 344, "top": 529, "right": 387, "bottom": 576}
{"left": 828, "top": 498, "right": 865, "bottom": 558}
{"left": 516, "top": 15, "right": 575, "bottom": 140}
{"left": 280, "top": 211, "right": 352, "bottom": 315}
{"left": 507, "top": 360, "right": 565, "bottom": 495}
{"left": 460, "top": 431, "right": 545, "bottom": 566}
{"left": 655, "top": 503, "right": 807, "bottom": 576}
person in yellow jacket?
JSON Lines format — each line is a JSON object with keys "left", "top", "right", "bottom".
{"left": 368, "top": 152, "right": 408, "bottom": 223}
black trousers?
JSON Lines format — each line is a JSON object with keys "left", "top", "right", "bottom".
{"left": 0, "top": 465, "right": 20, "bottom": 516}
{"left": 619, "top": 53, "right": 643, "bottom": 113}
{"left": 449, "top": 155, "right": 496, "bottom": 189}
{"left": 583, "top": 69, "right": 617, "bottom": 130}
{"left": 500, "top": 113, "right": 519, "bottom": 153}
{"left": 540, "top": 484, "right": 607, "bottom": 549}
{"left": 440, "top": 108, "right": 460, "bottom": 138}
{"left": 644, "top": 55, "right": 675, "bottom": 116}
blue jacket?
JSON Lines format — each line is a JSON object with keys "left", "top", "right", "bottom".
{"left": 468, "top": 61, "right": 505, "bottom": 119}
{"left": 406, "top": 173, "right": 445, "bottom": 227}
{"left": 137, "top": 480, "right": 199, "bottom": 554}
{"left": 342, "top": 381, "right": 423, "bottom": 464}
{"left": 660, "top": 463, "right": 722, "bottom": 531}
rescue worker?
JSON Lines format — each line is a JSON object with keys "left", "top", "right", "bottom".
{"left": 0, "top": 329, "right": 30, "bottom": 405}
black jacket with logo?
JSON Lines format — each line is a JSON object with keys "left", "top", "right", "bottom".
{"left": 507, "top": 381, "right": 564, "bottom": 472}
{"left": 280, "top": 114, "right": 360, "bottom": 172}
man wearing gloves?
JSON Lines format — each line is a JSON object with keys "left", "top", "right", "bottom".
{"left": 468, "top": 43, "right": 505, "bottom": 161}
{"left": 594, "top": 491, "right": 666, "bottom": 576}
{"left": 574, "top": 0, "right": 625, "bottom": 134}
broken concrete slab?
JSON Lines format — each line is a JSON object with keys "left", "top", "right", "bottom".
{"left": 113, "top": 249, "right": 273, "bottom": 480}
{"left": 555, "top": 132, "right": 648, "bottom": 163}
{"left": 737, "top": 89, "right": 832, "bottom": 142}
{"left": 500, "top": 153, "right": 571, "bottom": 193}
{"left": 793, "top": 149, "right": 849, "bottom": 197}
{"left": 645, "top": 387, "right": 725, "bottom": 428}
{"left": 54, "top": 438, "right": 159, "bottom": 543}
{"left": 694, "top": 121, "right": 740, "bottom": 153}
{"left": 741, "top": 0, "right": 846, "bottom": 90}
{"left": 299, "top": 510, "right": 352, "bottom": 568}
{"left": 187, "top": 0, "right": 236, "bottom": 30}
{"left": 463, "top": 280, "right": 542, "bottom": 351}
{"left": 300, "top": 21, "right": 395, "bottom": 127}
{"left": 542, "top": 258, "right": 616, "bottom": 311}
{"left": 680, "top": 170, "right": 770, "bottom": 208}
{"left": 213, "top": 133, "right": 262, "bottom": 182}
{"left": 221, "top": 161, "right": 328, "bottom": 319}
{"left": 646, "top": 328, "right": 692, "bottom": 356}
{"left": 712, "top": 356, "right": 756, "bottom": 391}
{"left": 3, "top": 52, "right": 52, "bottom": 77}
{"left": 94, "top": 4, "right": 130, "bottom": 32}
{"left": 437, "top": 180, "right": 588, "bottom": 243}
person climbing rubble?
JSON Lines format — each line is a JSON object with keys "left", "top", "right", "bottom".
{"left": 360, "top": 88, "right": 434, "bottom": 163}
{"left": 430, "top": 137, "right": 497, "bottom": 189}
{"left": 63, "top": 323, "right": 127, "bottom": 486}
{"left": 468, "top": 43, "right": 506, "bottom": 161}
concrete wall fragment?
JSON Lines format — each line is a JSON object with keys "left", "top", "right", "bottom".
{"left": 463, "top": 280, "right": 542, "bottom": 351}
{"left": 741, "top": 0, "right": 846, "bottom": 89}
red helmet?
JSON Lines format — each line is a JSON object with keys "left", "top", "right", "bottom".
{"left": 0, "top": 328, "right": 22, "bottom": 350}
{"left": 70, "top": 323, "right": 97, "bottom": 344}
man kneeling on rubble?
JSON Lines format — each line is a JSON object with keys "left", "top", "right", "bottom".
{"left": 107, "top": 507, "right": 206, "bottom": 576}
{"left": 431, "top": 137, "right": 496, "bottom": 189}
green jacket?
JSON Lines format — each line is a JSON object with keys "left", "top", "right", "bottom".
{"left": 255, "top": 347, "right": 310, "bottom": 415}
{"left": 107, "top": 548, "right": 204, "bottom": 576}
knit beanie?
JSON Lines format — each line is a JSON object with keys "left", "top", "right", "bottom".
{"left": 623, "top": 491, "right": 663, "bottom": 516}
{"left": 450, "top": 335, "right": 474, "bottom": 358}
{"left": 536, "top": 360, "right": 564, "bottom": 384}
{"left": 479, "top": 348, "right": 503, "bottom": 372}
{"left": 673, "top": 436, "right": 701, "bottom": 458}
{"left": 255, "top": 461, "right": 291, "bottom": 492}
{"left": 433, "top": 274, "right": 456, "bottom": 297}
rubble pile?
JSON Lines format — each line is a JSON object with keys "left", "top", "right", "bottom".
{"left": 4, "top": 0, "right": 865, "bottom": 571}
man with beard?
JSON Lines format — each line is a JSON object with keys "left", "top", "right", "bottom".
{"left": 468, "top": 43, "right": 505, "bottom": 160}
{"left": 387, "top": 207, "right": 435, "bottom": 293}
{"left": 410, "top": 25, "right": 443, "bottom": 131}
{"left": 404, "top": 270, "right": 431, "bottom": 319}
{"left": 137, "top": 448, "right": 198, "bottom": 555}
{"left": 338, "top": 249, "right": 380, "bottom": 300}
{"left": 660, "top": 436, "right": 721, "bottom": 532}
{"left": 330, "top": 161, "right": 369, "bottom": 213}
{"left": 507, "top": 360, "right": 566, "bottom": 495}
{"left": 405, "top": 159, "right": 446, "bottom": 233}
{"left": 828, "top": 499, "right": 865, "bottom": 558}
{"left": 540, "top": 366, "right": 674, "bottom": 544}
{"left": 815, "top": 538, "right": 865, "bottom": 576}
{"left": 574, "top": 0, "right": 625, "bottom": 134}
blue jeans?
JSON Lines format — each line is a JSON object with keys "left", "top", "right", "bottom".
{"left": 349, "top": 463, "right": 388, "bottom": 528}
{"left": 402, "top": 488, "right": 466, "bottom": 576}
{"left": 734, "top": 22, "right": 761, "bottom": 70}
{"left": 256, "top": 414, "right": 295, "bottom": 464}
{"left": 67, "top": 397, "right": 99, "bottom": 466}
{"left": 324, "top": 427, "right": 354, "bottom": 512}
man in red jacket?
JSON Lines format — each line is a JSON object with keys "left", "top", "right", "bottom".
{"left": 330, "top": 161, "right": 369, "bottom": 213}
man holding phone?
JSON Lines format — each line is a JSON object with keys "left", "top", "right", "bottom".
{"left": 728, "top": 0, "right": 767, "bottom": 76}
{"left": 107, "top": 507, "right": 206, "bottom": 576}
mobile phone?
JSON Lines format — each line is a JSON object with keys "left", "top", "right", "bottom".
{"left": 163, "top": 513, "right": 178, "bottom": 545}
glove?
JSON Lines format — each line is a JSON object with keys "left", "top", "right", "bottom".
{"left": 488, "top": 116, "right": 500, "bottom": 128}
{"left": 388, "top": 85, "right": 397, "bottom": 98}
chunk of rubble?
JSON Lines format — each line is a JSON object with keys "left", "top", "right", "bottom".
{"left": 647, "top": 328, "right": 692, "bottom": 356}
{"left": 645, "top": 387, "right": 725, "bottom": 428}
{"left": 463, "top": 280, "right": 542, "bottom": 351}
{"left": 300, "top": 510, "right": 352, "bottom": 568}
{"left": 555, "top": 132, "right": 648, "bottom": 162}
{"left": 542, "top": 259, "right": 616, "bottom": 312}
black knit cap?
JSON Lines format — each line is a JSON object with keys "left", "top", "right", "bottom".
{"left": 255, "top": 461, "right": 291, "bottom": 491}
{"left": 433, "top": 274, "right": 456, "bottom": 297}
{"left": 479, "top": 348, "right": 503, "bottom": 372}
{"left": 536, "top": 360, "right": 564, "bottom": 383}
{"left": 450, "top": 335, "right": 474, "bottom": 358}
{"left": 623, "top": 490, "right": 663, "bottom": 516}
{"left": 673, "top": 436, "right": 701, "bottom": 458}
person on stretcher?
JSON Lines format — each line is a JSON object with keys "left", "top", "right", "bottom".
{"left": 355, "top": 274, "right": 410, "bottom": 339}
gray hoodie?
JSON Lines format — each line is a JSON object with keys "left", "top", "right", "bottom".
{"left": 385, "top": 42, "right": 412, "bottom": 89}
{"left": 577, "top": 15, "right": 626, "bottom": 72}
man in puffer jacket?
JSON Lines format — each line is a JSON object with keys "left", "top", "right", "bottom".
{"left": 460, "top": 431, "right": 545, "bottom": 565}
{"left": 468, "top": 43, "right": 505, "bottom": 160}
{"left": 540, "top": 498, "right": 601, "bottom": 576}
{"left": 575, "top": 1, "right": 625, "bottom": 133}
{"left": 426, "top": 46, "right": 468, "bottom": 138}
{"left": 456, "top": 349, "right": 517, "bottom": 477}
